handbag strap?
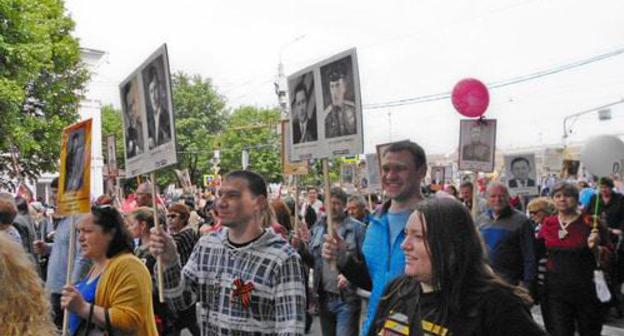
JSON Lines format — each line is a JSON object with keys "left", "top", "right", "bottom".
{"left": 104, "top": 308, "right": 114, "bottom": 335}
{"left": 82, "top": 303, "right": 95, "bottom": 336}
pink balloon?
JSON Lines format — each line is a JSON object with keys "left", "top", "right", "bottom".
{"left": 451, "top": 78, "right": 489, "bottom": 118}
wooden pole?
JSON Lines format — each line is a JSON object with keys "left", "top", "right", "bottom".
{"left": 61, "top": 216, "right": 76, "bottom": 336}
{"left": 322, "top": 159, "right": 338, "bottom": 270}
{"left": 293, "top": 175, "right": 299, "bottom": 232}
{"left": 471, "top": 172, "right": 479, "bottom": 220}
{"left": 151, "top": 172, "right": 165, "bottom": 303}
{"left": 322, "top": 159, "right": 333, "bottom": 235}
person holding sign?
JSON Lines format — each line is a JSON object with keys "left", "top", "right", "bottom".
{"left": 149, "top": 170, "right": 306, "bottom": 335}
{"left": 539, "top": 182, "right": 607, "bottom": 336}
{"left": 297, "top": 187, "right": 367, "bottom": 336}
{"left": 324, "top": 63, "right": 356, "bottom": 138}
{"left": 61, "top": 205, "right": 158, "bottom": 335}
{"left": 323, "top": 141, "right": 427, "bottom": 336}
{"left": 32, "top": 177, "right": 91, "bottom": 330}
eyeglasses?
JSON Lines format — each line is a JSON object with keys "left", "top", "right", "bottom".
{"left": 529, "top": 210, "right": 542, "bottom": 215}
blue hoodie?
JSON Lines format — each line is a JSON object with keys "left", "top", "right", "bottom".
{"left": 360, "top": 209, "right": 409, "bottom": 335}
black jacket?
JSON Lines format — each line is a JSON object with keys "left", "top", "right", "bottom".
{"left": 369, "top": 276, "right": 547, "bottom": 336}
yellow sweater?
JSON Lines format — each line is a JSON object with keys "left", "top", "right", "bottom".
{"left": 95, "top": 252, "right": 158, "bottom": 336}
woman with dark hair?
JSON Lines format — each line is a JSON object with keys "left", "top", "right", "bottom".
{"left": 370, "top": 198, "right": 545, "bottom": 336}
{"left": 539, "top": 182, "right": 607, "bottom": 336}
{"left": 167, "top": 203, "right": 199, "bottom": 267}
{"left": 61, "top": 205, "right": 158, "bottom": 335}
{"left": 166, "top": 203, "right": 200, "bottom": 335}
{"left": 130, "top": 206, "right": 172, "bottom": 334}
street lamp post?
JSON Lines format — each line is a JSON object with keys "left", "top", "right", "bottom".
{"left": 562, "top": 98, "right": 623, "bottom": 144}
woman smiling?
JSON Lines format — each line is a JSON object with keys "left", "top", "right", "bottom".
{"left": 369, "top": 198, "right": 545, "bottom": 336}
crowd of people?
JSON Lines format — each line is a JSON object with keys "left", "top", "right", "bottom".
{"left": 1, "top": 140, "right": 624, "bottom": 336}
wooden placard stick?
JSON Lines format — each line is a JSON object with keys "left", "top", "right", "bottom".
{"left": 61, "top": 216, "right": 76, "bottom": 336}
{"left": 293, "top": 175, "right": 299, "bottom": 232}
{"left": 471, "top": 172, "right": 480, "bottom": 220}
{"left": 151, "top": 172, "right": 165, "bottom": 303}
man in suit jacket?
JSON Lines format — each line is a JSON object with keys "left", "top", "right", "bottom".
{"left": 291, "top": 82, "right": 317, "bottom": 144}
{"left": 508, "top": 157, "right": 536, "bottom": 188}
{"left": 145, "top": 66, "right": 172, "bottom": 149}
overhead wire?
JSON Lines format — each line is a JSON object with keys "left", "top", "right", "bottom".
{"left": 363, "top": 46, "right": 624, "bottom": 110}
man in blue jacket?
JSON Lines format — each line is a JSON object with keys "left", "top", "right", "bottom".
{"left": 476, "top": 182, "right": 536, "bottom": 287}
{"left": 323, "top": 140, "right": 427, "bottom": 335}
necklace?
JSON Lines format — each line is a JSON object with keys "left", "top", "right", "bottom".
{"left": 557, "top": 213, "right": 579, "bottom": 240}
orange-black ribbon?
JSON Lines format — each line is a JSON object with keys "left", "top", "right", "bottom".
{"left": 231, "top": 278, "right": 254, "bottom": 308}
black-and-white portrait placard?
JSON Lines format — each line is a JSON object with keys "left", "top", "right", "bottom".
{"left": 120, "top": 44, "right": 177, "bottom": 177}
{"left": 365, "top": 153, "right": 382, "bottom": 192}
{"left": 458, "top": 119, "right": 496, "bottom": 172}
{"left": 504, "top": 153, "right": 539, "bottom": 196}
{"left": 287, "top": 48, "right": 363, "bottom": 161}
{"left": 430, "top": 166, "right": 446, "bottom": 186}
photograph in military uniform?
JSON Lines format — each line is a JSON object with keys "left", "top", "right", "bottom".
{"left": 504, "top": 153, "right": 539, "bottom": 196}
{"left": 458, "top": 119, "right": 497, "bottom": 172}
{"left": 64, "top": 128, "right": 86, "bottom": 192}
{"left": 142, "top": 55, "right": 173, "bottom": 149}
{"left": 320, "top": 55, "right": 357, "bottom": 139}
{"left": 289, "top": 71, "right": 318, "bottom": 144}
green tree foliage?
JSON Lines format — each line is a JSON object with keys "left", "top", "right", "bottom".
{"left": 219, "top": 106, "right": 282, "bottom": 182}
{"left": 100, "top": 104, "right": 125, "bottom": 169}
{"left": 0, "top": 0, "right": 89, "bottom": 188}
{"left": 169, "top": 72, "right": 227, "bottom": 186}
{"left": 298, "top": 158, "right": 340, "bottom": 189}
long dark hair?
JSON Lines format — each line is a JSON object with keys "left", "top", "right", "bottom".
{"left": 91, "top": 205, "right": 134, "bottom": 258}
{"left": 414, "top": 198, "right": 531, "bottom": 322}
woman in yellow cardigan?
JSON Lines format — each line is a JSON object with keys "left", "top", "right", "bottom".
{"left": 61, "top": 205, "right": 158, "bottom": 336}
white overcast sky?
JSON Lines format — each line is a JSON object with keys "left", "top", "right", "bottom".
{"left": 65, "top": 0, "right": 624, "bottom": 155}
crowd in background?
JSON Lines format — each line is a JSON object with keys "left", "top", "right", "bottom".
{"left": 1, "top": 143, "right": 624, "bottom": 335}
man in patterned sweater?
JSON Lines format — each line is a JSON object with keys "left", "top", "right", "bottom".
{"left": 150, "top": 170, "right": 306, "bottom": 335}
